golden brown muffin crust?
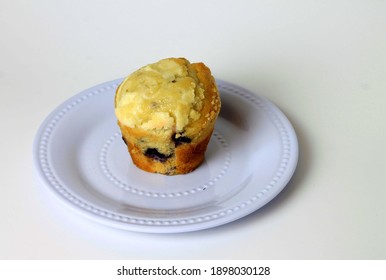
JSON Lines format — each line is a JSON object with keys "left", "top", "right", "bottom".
{"left": 115, "top": 58, "right": 220, "bottom": 175}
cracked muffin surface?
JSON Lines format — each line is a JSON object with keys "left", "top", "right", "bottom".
{"left": 115, "top": 58, "right": 221, "bottom": 175}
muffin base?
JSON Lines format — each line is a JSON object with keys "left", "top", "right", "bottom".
{"left": 121, "top": 128, "right": 213, "bottom": 175}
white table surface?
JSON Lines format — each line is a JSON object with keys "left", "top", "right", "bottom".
{"left": 1, "top": 0, "right": 385, "bottom": 259}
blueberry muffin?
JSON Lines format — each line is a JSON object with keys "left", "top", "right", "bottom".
{"left": 114, "top": 58, "right": 221, "bottom": 175}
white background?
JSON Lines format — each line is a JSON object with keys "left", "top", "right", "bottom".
{"left": 1, "top": 0, "right": 385, "bottom": 259}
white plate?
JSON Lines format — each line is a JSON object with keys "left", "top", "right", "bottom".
{"left": 33, "top": 79, "right": 298, "bottom": 233}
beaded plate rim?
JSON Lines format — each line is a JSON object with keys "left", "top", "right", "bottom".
{"left": 33, "top": 79, "right": 298, "bottom": 233}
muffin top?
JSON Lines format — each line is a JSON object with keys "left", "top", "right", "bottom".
{"left": 115, "top": 58, "right": 220, "bottom": 135}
